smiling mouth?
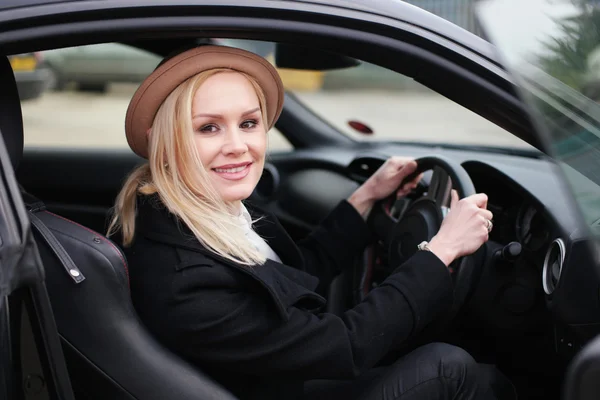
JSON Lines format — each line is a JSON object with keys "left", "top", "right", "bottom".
{"left": 214, "top": 164, "right": 249, "bottom": 173}
{"left": 211, "top": 162, "right": 253, "bottom": 180}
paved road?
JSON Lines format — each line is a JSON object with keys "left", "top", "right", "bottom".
{"left": 20, "top": 83, "right": 532, "bottom": 152}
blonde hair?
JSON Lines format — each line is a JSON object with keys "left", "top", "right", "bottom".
{"left": 107, "top": 68, "right": 269, "bottom": 265}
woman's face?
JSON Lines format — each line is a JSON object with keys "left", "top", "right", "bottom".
{"left": 191, "top": 71, "right": 267, "bottom": 205}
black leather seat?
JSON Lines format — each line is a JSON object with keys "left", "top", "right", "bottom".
{"left": 1, "top": 55, "right": 236, "bottom": 400}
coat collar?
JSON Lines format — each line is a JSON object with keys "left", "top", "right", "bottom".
{"left": 134, "top": 195, "right": 325, "bottom": 321}
{"left": 136, "top": 194, "right": 304, "bottom": 270}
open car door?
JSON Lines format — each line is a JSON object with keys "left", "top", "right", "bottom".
{"left": 476, "top": 1, "right": 600, "bottom": 398}
{"left": 563, "top": 335, "right": 600, "bottom": 399}
{"left": 0, "top": 55, "right": 75, "bottom": 399}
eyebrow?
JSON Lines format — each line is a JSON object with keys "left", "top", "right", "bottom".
{"left": 193, "top": 107, "right": 260, "bottom": 120}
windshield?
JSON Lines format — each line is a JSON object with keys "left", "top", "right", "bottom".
{"left": 477, "top": 0, "right": 600, "bottom": 232}
{"left": 21, "top": 36, "right": 532, "bottom": 156}
{"left": 220, "top": 39, "right": 532, "bottom": 151}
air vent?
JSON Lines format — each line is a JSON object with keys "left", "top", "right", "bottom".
{"left": 542, "top": 238, "right": 566, "bottom": 295}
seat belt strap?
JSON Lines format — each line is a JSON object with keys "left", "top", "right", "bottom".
{"left": 28, "top": 210, "right": 86, "bottom": 284}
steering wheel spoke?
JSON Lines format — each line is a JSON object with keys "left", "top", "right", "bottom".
{"left": 426, "top": 166, "right": 452, "bottom": 207}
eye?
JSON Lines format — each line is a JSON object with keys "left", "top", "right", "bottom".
{"left": 199, "top": 124, "right": 218, "bottom": 133}
{"left": 240, "top": 119, "right": 258, "bottom": 130}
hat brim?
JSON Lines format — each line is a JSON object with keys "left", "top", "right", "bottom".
{"left": 125, "top": 45, "right": 284, "bottom": 159}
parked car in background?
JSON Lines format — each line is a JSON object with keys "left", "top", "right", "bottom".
{"left": 9, "top": 52, "right": 50, "bottom": 100}
{"left": 43, "top": 40, "right": 329, "bottom": 93}
{"left": 42, "top": 43, "right": 162, "bottom": 92}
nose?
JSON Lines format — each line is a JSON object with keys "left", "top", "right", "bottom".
{"left": 222, "top": 127, "right": 248, "bottom": 156}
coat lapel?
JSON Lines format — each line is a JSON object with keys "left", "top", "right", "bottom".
{"left": 245, "top": 203, "right": 304, "bottom": 270}
{"left": 135, "top": 195, "right": 324, "bottom": 321}
{"left": 137, "top": 195, "right": 304, "bottom": 273}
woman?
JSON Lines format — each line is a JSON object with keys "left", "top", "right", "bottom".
{"left": 109, "top": 45, "right": 498, "bottom": 399}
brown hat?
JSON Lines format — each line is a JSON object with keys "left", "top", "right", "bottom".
{"left": 125, "top": 45, "right": 285, "bottom": 159}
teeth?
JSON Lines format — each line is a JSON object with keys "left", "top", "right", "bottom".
{"left": 215, "top": 165, "right": 247, "bottom": 173}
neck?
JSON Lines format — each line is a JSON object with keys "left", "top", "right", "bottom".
{"left": 228, "top": 200, "right": 242, "bottom": 215}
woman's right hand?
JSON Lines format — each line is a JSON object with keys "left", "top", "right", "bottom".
{"left": 427, "top": 190, "right": 493, "bottom": 266}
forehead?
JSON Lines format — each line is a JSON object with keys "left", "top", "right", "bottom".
{"left": 196, "top": 71, "right": 257, "bottom": 96}
{"left": 192, "top": 71, "right": 260, "bottom": 110}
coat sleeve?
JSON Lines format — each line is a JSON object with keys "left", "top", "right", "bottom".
{"left": 295, "top": 200, "right": 372, "bottom": 288}
{"left": 166, "top": 250, "right": 453, "bottom": 381}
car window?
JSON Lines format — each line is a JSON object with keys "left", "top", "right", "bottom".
{"left": 294, "top": 64, "right": 531, "bottom": 148}
{"left": 218, "top": 39, "right": 531, "bottom": 149}
{"left": 18, "top": 40, "right": 527, "bottom": 153}
{"left": 478, "top": 0, "right": 600, "bottom": 232}
{"left": 18, "top": 43, "right": 292, "bottom": 152}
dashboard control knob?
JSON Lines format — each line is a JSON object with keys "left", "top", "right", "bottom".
{"left": 495, "top": 241, "right": 522, "bottom": 262}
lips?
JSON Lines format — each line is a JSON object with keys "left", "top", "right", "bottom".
{"left": 212, "top": 162, "right": 252, "bottom": 181}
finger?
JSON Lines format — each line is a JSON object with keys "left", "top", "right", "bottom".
{"left": 404, "top": 172, "right": 423, "bottom": 186}
{"left": 396, "top": 188, "right": 409, "bottom": 199}
{"left": 468, "top": 193, "right": 488, "bottom": 208}
{"left": 388, "top": 156, "right": 406, "bottom": 171}
{"left": 401, "top": 179, "right": 419, "bottom": 191}
{"left": 480, "top": 209, "right": 493, "bottom": 221}
{"left": 399, "top": 160, "right": 417, "bottom": 176}
{"left": 450, "top": 189, "right": 459, "bottom": 208}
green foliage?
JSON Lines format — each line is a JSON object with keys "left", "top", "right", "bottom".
{"left": 538, "top": 2, "right": 600, "bottom": 91}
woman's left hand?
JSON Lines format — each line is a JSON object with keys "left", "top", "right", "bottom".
{"left": 348, "top": 156, "right": 422, "bottom": 218}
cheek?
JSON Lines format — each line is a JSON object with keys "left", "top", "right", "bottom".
{"left": 193, "top": 136, "right": 221, "bottom": 168}
{"left": 250, "top": 133, "right": 267, "bottom": 158}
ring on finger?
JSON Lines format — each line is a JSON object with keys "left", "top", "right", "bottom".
{"left": 486, "top": 219, "right": 493, "bottom": 233}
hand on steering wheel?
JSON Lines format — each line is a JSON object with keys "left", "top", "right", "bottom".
{"left": 428, "top": 190, "right": 493, "bottom": 266}
{"left": 347, "top": 156, "right": 424, "bottom": 218}
{"left": 364, "top": 155, "right": 492, "bottom": 316}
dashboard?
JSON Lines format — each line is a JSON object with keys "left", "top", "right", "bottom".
{"left": 254, "top": 143, "right": 600, "bottom": 358}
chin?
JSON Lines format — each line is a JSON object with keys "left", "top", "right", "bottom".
{"left": 219, "top": 186, "right": 256, "bottom": 203}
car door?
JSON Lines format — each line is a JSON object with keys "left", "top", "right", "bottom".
{"left": 476, "top": 2, "right": 600, "bottom": 398}
{"left": 563, "top": 334, "right": 600, "bottom": 400}
{"left": 0, "top": 54, "right": 75, "bottom": 400}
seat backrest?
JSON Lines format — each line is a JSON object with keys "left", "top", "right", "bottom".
{"left": 1, "top": 50, "right": 235, "bottom": 399}
{"left": 26, "top": 198, "right": 237, "bottom": 400}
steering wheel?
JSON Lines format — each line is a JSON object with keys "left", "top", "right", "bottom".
{"left": 366, "top": 155, "right": 482, "bottom": 319}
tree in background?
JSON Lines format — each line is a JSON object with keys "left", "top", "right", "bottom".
{"left": 538, "top": 0, "right": 600, "bottom": 91}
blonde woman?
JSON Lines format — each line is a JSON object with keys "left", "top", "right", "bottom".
{"left": 109, "top": 46, "right": 503, "bottom": 400}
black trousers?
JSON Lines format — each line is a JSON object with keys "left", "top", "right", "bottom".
{"left": 303, "top": 343, "right": 516, "bottom": 400}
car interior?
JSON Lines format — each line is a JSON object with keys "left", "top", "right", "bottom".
{"left": 3, "top": 23, "right": 600, "bottom": 400}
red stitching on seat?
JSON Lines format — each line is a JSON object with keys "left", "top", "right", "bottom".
{"left": 42, "top": 211, "right": 130, "bottom": 283}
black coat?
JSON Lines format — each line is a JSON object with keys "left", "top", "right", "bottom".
{"left": 124, "top": 194, "right": 454, "bottom": 400}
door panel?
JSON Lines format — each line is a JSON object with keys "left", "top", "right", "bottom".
{"left": 563, "top": 334, "right": 600, "bottom": 400}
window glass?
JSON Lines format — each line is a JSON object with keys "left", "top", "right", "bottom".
{"left": 18, "top": 43, "right": 292, "bottom": 152}
{"left": 18, "top": 39, "right": 528, "bottom": 153}
{"left": 219, "top": 39, "right": 531, "bottom": 149}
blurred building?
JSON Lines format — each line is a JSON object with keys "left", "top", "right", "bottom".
{"left": 404, "top": 0, "right": 484, "bottom": 37}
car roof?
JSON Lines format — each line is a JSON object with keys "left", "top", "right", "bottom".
{"left": 278, "top": 0, "right": 495, "bottom": 56}
{"left": 0, "top": 0, "right": 538, "bottom": 149}
{"left": 0, "top": 0, "right": 497, "bottom": 63}
{"left": 0, "top": 0, "right": 86, "bottom": 9}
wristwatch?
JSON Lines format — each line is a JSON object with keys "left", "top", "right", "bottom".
{"left": 417, "top": 241, "right": 431, "bottom": 252}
